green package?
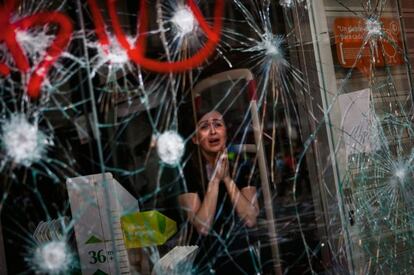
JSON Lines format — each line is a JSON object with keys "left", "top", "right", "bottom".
{"left": 121, "top": 210, "right": 177, "bottom": 248}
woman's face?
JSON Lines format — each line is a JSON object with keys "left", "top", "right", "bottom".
{"left": 193, "top": 111, "right": 227, "bottom": 154}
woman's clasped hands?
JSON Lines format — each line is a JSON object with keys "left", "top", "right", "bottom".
{"left": 211, "top": 150, "right": 231, "bottom": 184}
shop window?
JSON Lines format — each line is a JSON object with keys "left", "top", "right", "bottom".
{"left": 0, "top": 0, "right": 413, "bottom": 274}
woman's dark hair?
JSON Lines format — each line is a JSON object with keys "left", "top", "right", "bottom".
{"left": 178, "top": 99, "right": 228, "bottom": 139}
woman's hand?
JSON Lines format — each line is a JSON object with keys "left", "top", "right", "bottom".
{"left": 212, "top": 150, "right": 230, "bottom": 182}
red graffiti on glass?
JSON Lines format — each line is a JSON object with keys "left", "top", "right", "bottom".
{"left": 88, "top": 0, "right": 224, "bottom": 73}
{"left": 0, "top": 0, "right": 73, "bottom": 99}
{"left": 0, "top": 0, "right": 223, "bottom": 99}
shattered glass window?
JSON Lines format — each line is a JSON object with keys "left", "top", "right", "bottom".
{"left": 0, "top": 0, "right": 414, "bottom": 274}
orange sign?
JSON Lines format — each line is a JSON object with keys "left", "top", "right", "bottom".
{"left": 334, "top": 17, "right": 403, "bottom": 76}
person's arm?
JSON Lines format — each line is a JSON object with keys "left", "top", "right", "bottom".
{"left": 223, "top": 176, "right": 259, "bottom": 227}
{"left": 178, "top": 178, "right": 220, "bottom": 236}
